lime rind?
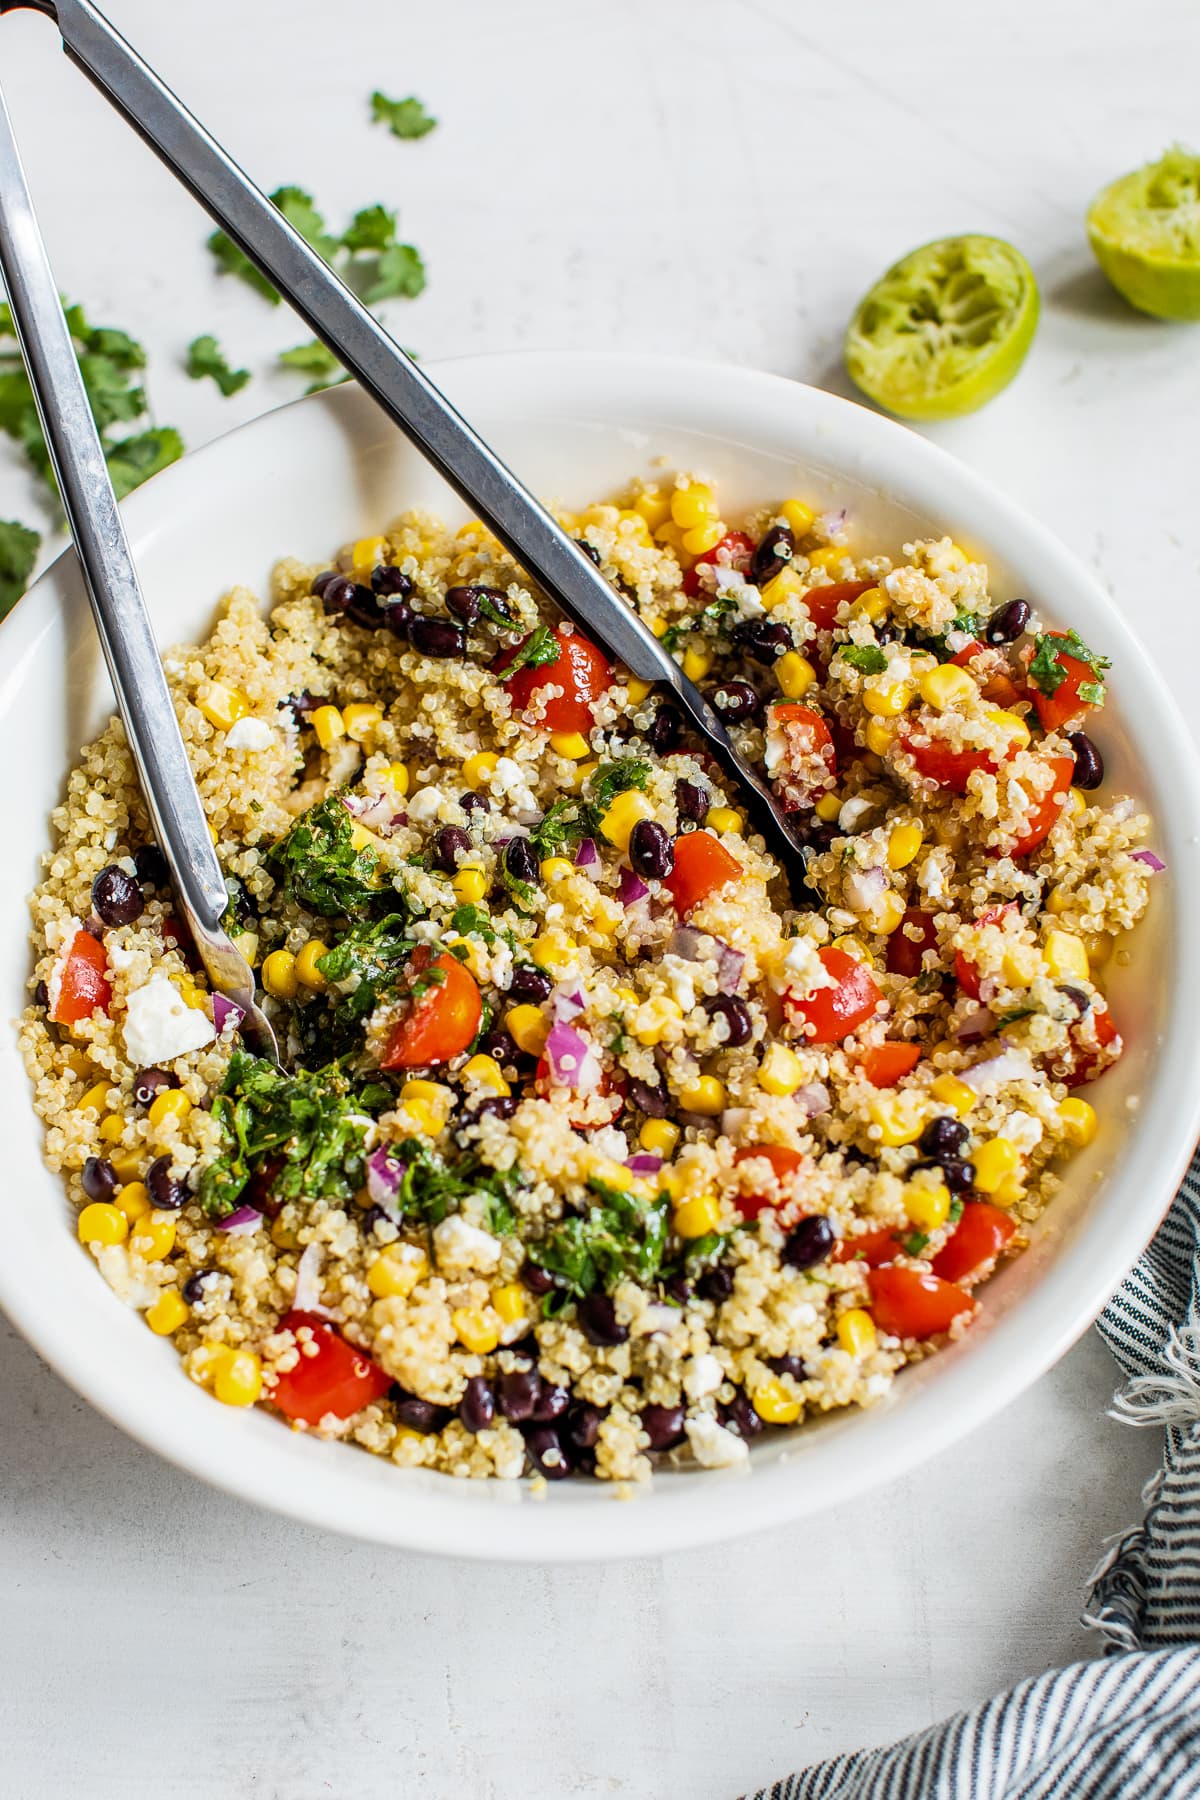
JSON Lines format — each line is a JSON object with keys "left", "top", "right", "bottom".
{"left": 1087, "top": 145, "right": 1200, "bottom": 320}
{"left": 844, "top": 235, "right": 1039, "bottom": 421}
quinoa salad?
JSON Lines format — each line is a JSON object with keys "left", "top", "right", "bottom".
{"left": 20, "top": 476, "right": 1159, "bottom": 1486}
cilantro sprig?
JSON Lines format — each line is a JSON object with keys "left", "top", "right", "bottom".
{"left": 0, "top": 519, "right": 39, "bottom": 621}
{"left": 1027, "top": 629, "right": 1111, "bottom": 706}
{"left": 186, "top": 334, "right": 251, "bottom": 397}
{"left": 527, "top": 1176, "right": 670, "bottom": 1300}
{"left": 498, "top": 624, "right": 559, "bottom": 680}
{"left": 209, "top": 186, "right": 427, "bottom": 310}
{"left": 371, "top": 92, "right": 438, "bottom": 140}
{"left": 837, "top": 643, "right": 888, "bottom": 676}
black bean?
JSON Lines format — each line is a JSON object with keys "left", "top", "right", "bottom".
{"left": 509, "top": 964, "right": 554, "bottom": 1005}
{"left": 919, "top": 1115, "right": 969, "bottom": 1159}
{"left": 563, "top": 1402, "right": 605, "bottom": 1454}
{"left": 459, "top": 1376, "right": 495, "bottom": 1434}
{"left": 663, "top": 1273, "right": 693, "bottom": 1305}
{"left": 719, "top": 1390, "right": 764, "bottom": 1440}
{"left": 782, "top": 1215, "right": 837, "bottom": 1270}
{"left": 132, "top": 1066, "right": 180, "bottom": 1107}
{"left": 698, "top": 1265, "right": 733, "bottom": 1303}
{"left": 371, "top": 564, "right": 412, "bottom": 598}
{"left": 1067, "top": 730, "right": 1104, "bottom": 790}
{"left": 649, "top": 703, "right": 684, "bottom": 753}
{"left": 446, "top": 583, "right": 516, "bottom": 628}
{"left": 360, "top": 1205, "right": 393, "bottom": 1238}
{"left": 431, "top": 825, "right": 472, "bottom": 873}
{"left": 504, "top": 837, "right": 539, "bottom": 886}
{"left": 182, "top": 1269, "right": 218, "bottom": 1305}
{"left": 392, "top": 1389, "right": 449, "bottom": 1434}
{"left": 496, "top": 1368, "right": 541, "bottom": 1423}
{"left": 81, "top": 1156, "right": 117, "bottom": 1203}
{"left": 133, "top": 844, "right": 169, "bottom": 889}
{"left": 460, "top": 791, "right": 490, "bottom": 816}
{"left": 32, "top": 980, "right": 47, "bottom": 1009}
{"left": 320, "top": 574, "right": 357, "bottom": 615}
{"left": 520, "top": 1259, "right": 556, "bottom": 1297}
{"left": 380, "top": 596, "right": 415, "bottom": 636}
{"left": 984, "top": 598, "right": 1030, "bottom": 644}
{"left": 288, "top": 690, "right": 323, "bottom": 720}
{"left": 310, "top": 569, "right": 340, "bottom": 600}
{"left": 523, "top": 1423, "right": 571, "bottom": 1479}
{"left": 750, "top": 523, "right": 796, "bottom": 587}
{"left": 675, "top": 778, "right": 709, "bottom": 824}
{"left": 627, "top": 1077, "right": 668, "bottom": 1118}
{"left": 469, "top": 1095, "right": 518, "bottom": 1124}
{"left": 640, "top": 1403, "right": 686, "bottom": 1451}
{"left": 481, "top": 1027, "right": 521, "bottom": 1065}
{"left": 629, "top": 819, "right": 674, "bottom": 881}
{"left": 346, "top": 584, "right": 389, "bottom": 629}
{"left": 92, "top": 865, "right": 145, "bottom": 928}
{"left": 575, "top": 539, "right": 602, "bottom": 566}
{"left": 703, "top": 994, "right": 752, "bottom": 1047}
{"left": 444, "top": 585, "right": 480, "bottom": 625}
{"left": 528, "top": 1381, "right": 570, "bottom": 1423}
{"left": 577, "top": 1294, "right": 628, "bottom": 1347}
{"left": 767, "top": 1354, "right": 808, "bottom": 1381}
{"left": 408, "top": 615, "right": 466, "bottom": 658}
{"left": 940, "top": 1158, "right": 975, "bottom": 1193}
{"left": 706, "top": 680, "right": 761, "bottom": 724}
{"left": 1059, "top": 985, "right": 1091, "bottom": 1016}
{"left": 733, "top": 618, "right": 793, "bottom": 664}
{"left": 146, "top": 1155, "right": 187, "bottom": 1210}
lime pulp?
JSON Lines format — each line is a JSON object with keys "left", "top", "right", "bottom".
{"left": 843, "top": 234, "right": 1039, "bottom": 421}
{"left": 1087, "top": 145, "right": 1200, "bottom": 321}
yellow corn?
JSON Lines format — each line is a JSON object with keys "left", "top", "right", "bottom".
{"left": 831, "top": 935, "right": 876, "bottom": 965}
{"left": 761, "top": 565, "right": 807, "bottom": 612}
{"left": 400, "top": 1080, "right": 453, "bottom": 1138}
{"left": 530, "top": 933, "right": 577, "bottom": 977}
{"left": 539, "top": 857, "right": 574, "bottom": 886}
{"left": 146, "top": 1289, "right": 189, "bottom": 1336}
{"left": 1066, "top": 788, "right": 1088, "bottom": 818}
{"left": 632, "top": 486, "right": 672, "bottom": 530}
{"left": 625, "top": 678, "right": 654, "bottom": 705}
{"left": 1058, "top": 1097, "right": 1098, "bottom": 1147}
{"left": 384, "top": 760, "right": 410, "bottom": 795}
{"left": 972, "top": 1137, "right": 1020, "bottom": 1194}
{"left": 549, "top": 730, "right": 591, "bottom": 759}
{"left": 678, "top": 1075, "right": 725, "bottom": 1117}
{"left": 1043, "top": 930, "right": 1090, "bottom": 981}
{"left": 864, "top": 717, "right": 897, "bottom": 756}
{"left": 349, "top": 821, "right": 386, "bottom": 861}
{"left": 848, "top": 585, "right": 887, "bottom": 622}
{"left": 632, "top": 995, "right": 684, "bottom": 1047}
{"left": 261, "top": 949, "right": 299, "bottom": 1001}
{"left": 808, "top": 546, "right": 846, "bottom": 574}
{"left": 78, "top": 1202, "right": 128, "bottom": 1247}
{"left": 930, "top": 1074, "right": 975, "bottom": 1118}
{"left": 461, "top": 1054, "right": 511, "bottom": 1097}
{"left": 491, "top": 1283, "right": 527, "bottom": 1326}
{"left": 368, "top": 1243, "right": 429, "bottom": 1300}
{"left": 343, "top": 702, "right": 383, "bottom": 743}
{"left": 452, "top": 867, "right": 488, "bottom": 905}
{"left": 674, "top": 1193, "right": 722, "bottom": 1239}
{"left": 600, "top": 789, "right": 655, "bottom": 851}
{"left": 887, "top": 823, "right": 923, "bottom": 870}
{"left": 148, "top": 1088, "right": 192, "bottom": 1132}
{"left": 866, "top": 891, "right": 907, "bottom": 936}
{"left": 97, "top": 1114, "right": 125, "bottom": 1144}
{"left": 214, "top": 1349, "right": 263, "bottom": 1407}
{"left": 752, "top": 1377, "right": 803, "bottom": 1425}
{"left": 837, "top": 1309, "right": 877, "bottom": 1356}
{"left": 462, "top": 751, "right": 499, "bottom": 790}
{"left": 869, "top": 1090, "right": 929, "bottom": 1147}
{"left": 775, "top": 651, "right": 816, "bottom": 700}
{"left": 639, "top": 1118, "right": 680, "bottom": 1158}
{"left": 78, "top": 1080, "right": 112, "bottom": 1115}
{"left": 110, "top": 1148, "right": 142, "bottom": 1184}
{"left": 506, "top": 1004, "right": 550, "bottom": 1057}
{"left": 1002, "top": 942, "right": 1041, "bottom": 986}
{"left": 919, "top": 664, "right": 977, "bottom": 711}
{"left": 863, "top": 676, "right": 915, "bottom": 718}
{"left": 758, "top": 1042, "right": 805, "bottom": 1096}
{"left": 130, "top": 1210, "right": 177, "bottom": 1261}
{"left": 681, "top": 519, "right": 725, "bottom": 556}
{"left": 566, "top": 758, "right": 600, "bottom": 793}
{"left": 1045, "top": 884, "right": 1072, "bottom": 916}
{"left": 198, "top": 683, "right": 249, "bottom": 731}
{"left": 452, "top": 1307, "right": 500, "bottom": 1355}
{"left": 992, "top": 1172, "right": 1027, "bottom": 1208}
{"left": 653, "top": 522, "right": 685, "bottom": 551}
{"left": 681, "top": 646, "right": 711, "bottom": 683}
{"left": 115, "top": 1181, "right": 152, "bottom": 1224}
{"left": 670, "top": 483, "right": 718, "bottom": 529}
{"left": 704, "top": 807, "right": 743, "bottom": 835}
{"left": 781, "top": 498, "right": 815, "bottom": 537}
{"left": 814, "top": 792, "right": 842, "bottom": 822}
{"left": 174, "top": 972, "right": 207, "bottom": 1012}
{"left": 295, "top": 940, "right": 331, "bottom": 990}
{"left": 905, "top": 1179, "right": 952, "bottom": 1232}
{"left": 984, "top": 706, "right": 1031, "bottom": 750}
{"left": 310, "top": 704, "right": 345, "bottom": 750}
{"left": 351, "top": 534, "right": 387, "bottom": 580}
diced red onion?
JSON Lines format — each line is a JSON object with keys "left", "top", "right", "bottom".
{"left": 545, "top": 1021, "right": 601, "bottom": 1092}
{"left": 216, "top": 1205, "right": 262, "bottom": 1235}
{"left": 956, "top": 1008, "right": 996, "bottom": 1041}
{"left": 716, "top": 942, "right": 746, "bottom": 993}
{"left": 212, "top": 993, "right": 244, "bottom": 1035}
{"left": 668, "top": 926, "right": 706, "bottom": 961}
{"left": 574, "top": 837, "right": 598, "bottom": 868}
{"left": 366, "top": 1146, "right": 406, "bottom": 1213}
{"left": 1131, "top": 850, "right": 1166, "bottom": 873}
{"left": 624, "top": 1153, "right": 663, "bottom": 1175}
{"left": 551, "top": 985, "right": 585, "bottom": 1023}
{"left": 618, "top": 866, "right": 649, "bottom": 907}
{"left": 960, "top": 1049, "right": 1037, "bottom": 1093}
{"left": 794, "top": 1082, "right": 831, "bottom": 1118}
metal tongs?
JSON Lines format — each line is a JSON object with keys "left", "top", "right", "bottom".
{"left": 0, "top": 0, "right": 815, "bottom": 1066}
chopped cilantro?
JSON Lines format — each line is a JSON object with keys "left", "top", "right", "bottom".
{"left": 315, "top": 913, "right": 417, "bottom": 1025}
{"left": 1027, "top": 629, "right": 1110, "bottom": 702}
{"left": 370, "top": 91, "right": 438, "bottom": 140}
{"left": 948, "top": 1197, "right": 964, "bottom": 1225}
{"left": 208, "top": 186, "right": 338, "bottom": 303}
{"left": 269, "top": 795, "right": 386, "bottom": 916}
{"left": 209, "top": 187, "right": 426, "bottom": 311}
{"left": 901, "top": 1230, "right": 930, "bottom": 1257}
{"left": 0, "top": 519, "right": 39, "bottom": 621}
{"left": 584, "top": 760, "right": 651, "bottom": 838}
{"left": 498, "top": 623, "right": 559, "bottom": 680}
{"left": 278, "top": 340, "right": 344, "bottom": 391}
{"left": 186, "top": 334, "right": 250, "bottom": 397}
{"left": 341, "top": 204, "right": 398, "bottom": 252}
{"left": 391, "top": 1136, "right": 522, "bottom": 1236}
{"left": 838, "top": 643, "right": 888, "bottom": 675}
{"left": 661, "top": 592, "right": 738, "bottom": 654}
{"left": 528, "top": 1177, "right": 670, "bottom": 1298}
{"left": 103, "top": 429, "right": 185, "bottom": 500}
{"left": 451, "top": 902, "right": 496, "bottom": 944}
{"left": 360, "top": 242, "right": 427, "bottom": 305}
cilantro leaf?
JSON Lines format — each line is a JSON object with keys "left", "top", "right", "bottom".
{"left": 499, "top": 623, "right": 559, "bottom": 680}
{"left": 269, "top": 795, "right": 386, "bottom": 916}
{"left": 1027, "top": 629, "right": 1111, "bottom": 702}
{"left": 0, "top": 518, "right": 39, "bottom": 620}
{"left": 341, "top": 204, "right": 397, "bottom": 253}
{"left": 278, "top": 339, "right": 348, "bottom": 394}
{"left": 901, "top": 1231, "right": 930, "bottom": 1257}
{"left": 370, "top": 91, "right": 438, "bottom": 139}
{"left": 390, "top": 1136, "right": 522, "bottom": 1236}
{"left": 528, "top": 1177, "right": 670, "bottom": 1298}
{"left": 838, "top": 643, "right": 888, "bottom": 675}
{"left": 360, "top": 242, "right": 427, "bottom": 304}
{"left": 451, "top": 902, "right": 496, "bottom": 944}
{"left": 582, "top": 760, "right": 651, "bottom": 838}
{"left": 186, "top": 334, "right": 251, "bottom": 398}
{"left": 208, "top": 186, "right": 337, "bottom": 303}
{"left": 315, "top": 913, "right": 417, "bottom": 1025}
{"left": 529, "top": 797, "right": 587, "bottom": 859}
{"left": 661, "top": 592, "right": 738, "bottom": 654}
{"left": 104, "top": 428, "right": 184, "bottom": 500}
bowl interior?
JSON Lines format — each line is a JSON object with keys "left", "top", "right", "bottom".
{"left": 2, "top": 352, "right": 1197, "bottom": 1560}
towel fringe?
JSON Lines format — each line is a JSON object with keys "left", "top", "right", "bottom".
{"left": 1108, "top": 1325, "right": 1200, "bottom": 1427}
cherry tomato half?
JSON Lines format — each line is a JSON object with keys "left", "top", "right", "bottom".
{"left": 1062, "top": 1006, "right": 1121, "bottom": 1089}
{"left": 767, "top": 702, "right": 838, "bottom": 810}
{"left": 784, "top": 947, "right": 882, "bottom": 1045}
{"left": 902, "top": 726, "right": 1003, "bottom": 794}
{"left": 832, "top": 1226, "right": 905, "bottom": 1267}
{"left": 271, "top": 1311, "right": 392, "bottom": 1426}
{"left": 1005, "top": 755, "right": 1074, "bottom": 858}
{"left": 1030, "top": 637, "right": 1103, "bottom": 733}
{"left": 857, "top": 1042, "right": 921, "bottom": 1088}
{"left": 495, "top": 621, "right": 612, "bottom": 733}
{"left": 681, "top": 530, "right": 754, "bottom": 597}
{"left": 733, "top": 1144, "right": 805, "bottom": 1219}
{"left": 886, "top": 908, "right": 938, "bottom": 979}
{"left": 381, "top": 949, "right": 482, "bottom": 1069}
{"left": 867, "top": 1267, "right": 976, "bottom": 1340}
{"left": 50, "top": 929, "right": 111, "bottom": 1026}
{"left": 954, "top": 903, "right": 1017, "bottom": 1000}
{"left": 663, "top": 830, "right": 744, "bottom": 915}
{"left": 931, "top": 1202, "right": 1017, "bottom": 1285}
{"left": 802, "top": 579, "right": 876, "bottom": 632}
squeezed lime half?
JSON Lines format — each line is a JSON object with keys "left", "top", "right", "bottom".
{"left": 844, "top": 234, "right": 1039, "bottom": 421}
{"left": 1088, "top": 145, "right": 1200, "bottom": 320}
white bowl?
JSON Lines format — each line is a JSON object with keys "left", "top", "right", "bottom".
{"left": 2, "top": 352, "right": 1197, "bottom": 1560}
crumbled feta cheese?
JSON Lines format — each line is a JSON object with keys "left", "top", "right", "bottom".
{"left": 1004, "top": 1109, "right": 1044, "bottom": 1153}
{"left": 633, "top": 1304, "right": 683, "bottom": 1338}
{"left": 491, "top": 757, "right": 539, "bottom": 819}
{"left": 432, "top": 1214, "right": 502, "bottom": 1276}
{"left": 662, "top": 953, "right": 697, "bottom": 1013}
{"left": 685, "top": 1415, "right": 749, "bottom": 1469}
{"left": 224, "top": 716, "right": 275, "bottom": 751}
{"left": 682, "top": 1354, "right": 724, "bottom": 1401}
{"left": 122, "top": 975, "right": 216, "bottom": 1065}
{"left": 591, "top": 1126, "right": 630, "bottom": 1163}
{"left": 917, "top": 854, "right": 947, "bottom": 901}
{"left": 764, "top": 722, "right": 787, "bottom": 778}
{"left": 838, "top": 796, "right": 874, "bottom": 833}
{"left": 106, "top": 938, "right": 137, "bottom": 972}
{"left": 406, "top": 786, "right": 446, "bottom": 826}
{"left": 772, "top": 937, "right": 835, "bottom": 996}
{"left": 327, "top": 739, "right": 362, "bottom": 786}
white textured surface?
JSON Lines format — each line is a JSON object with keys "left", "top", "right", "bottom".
{"left": 0, "top": 0, "right": 1192, "bottom": 1793}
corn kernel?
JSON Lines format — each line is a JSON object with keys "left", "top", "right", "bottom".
{"left": 343, "top": 702, "right": 383, "bottom": 743}
{"left": 992, "top": 1172, "right": 1027, "bottom": 1208}
{"left": 984, "top": 706, "right": 1031, "bottom": 750}
{"left": 775, "top": 651, "right": 816, "bottom": 700}
{"left": 1058, "top": 1097, "right": 1098, "bottom": 1147}
{"left": 887, "top": 823, "right": 923, "bottom": 870}
{"left": 837, "top": 1309, "right": 877, "bottom": 1356}
{"left": 115, "top": 1180, "right": 152, "bottom": 1224}
{"left": 919, "top": 664, "right": 977, "bottom": 710}
{"left": 863, "top": 676, "right": 915, "bottom": 718}
{"left": 972, "top": 1137, "right": 1020, "bottom": 1194}
{"left": 930, "top": 1074, "right": 975, "bottom": 1117}
{"left": 506, "top": 1004, "right": 550, "bottom": 1057}
{"left": 233, "top": 929, "right": 260, "bottom": 968}
{"left": 670, "top": 483, "right": 718, "bottom": 529}
{"left": 148, "top": 1088, "right": 192, "bottom": 1132}
{"left": 781, "top": 498, "right": 816, "bottom": 537}
{"left": 905, "top": 1179, "right": 952, "bottom": 1232}
{"left": 761, "top": 565, "right": 807, "bottom": 611}
{"left": 869, "top": 1090, "right": 929, "bottom": 1147}
{"left": 65, "top": 1049, "right": 93, "bottom": 1080}
{"left": 530, "top": 932, "right": 577, "bottom": 977}
{"left": 758, "top": 1043, "right": 805, "bottom": 1096}
{"left": 348, "top": 822, "right": 386, "bottom": 864}
{"left": 311, "top": 704, "right": 345, "bottom": 749}
{"left": 808, "top": 546, "right": 846, "bottom": 574}
{"left": 78, "top": 1080, "right": 112, "bottom": 1115}
{"left": 1044, "top": 930, "right": 1090, "bottom": 982}
{"left": 110, "top": 1148, "right": 142, "bottom": 1183}
{"left": 848, "top": 585, "right": 887, "bottom": 622}
{"left": 214, "top": 1349, "right": 263, "bottom": 1407}
{"left": 351, "top": 534, "right": 387, "bottom": 580}
{"left": 633, "top": 486, "right": 672, "bottom": 530}
{"left": 681, "top": 519, "right": 725, "bottom": 556}
{"left": 614, "top": 987, "right": 640, "bottom": 1011}
{"left": 831, "top": 935, "right": 876, "bottom": 966}
{"left": 539, "top": 856, "right": 575, "bottom": 887}
{"left": 198, "top": 682, "right": 249, "bottom": 731}
{"left": 262, "top": 949, "right": 299, "bottom": 1001}
{"left": 492, "top": 1283, "right": 527, "bottom": 1326}
{"left": 1002, "top": 942, "right": 1041, "bottom": 986}
{"left": 1067, "top": 787, "right": 1088, "bottom": 818}
{"left": 681, "top": 646, "right": 711, "bottom": 683}
{"left": 146, "top": 1289, "right": 190, "bottom": 1336}
{"left": 384, "top": 761, "right": 410, "bottom": 795}
{"left": 462, "top": 751, "right": 499, "bottom": 790}
{"left": 632, "top": 995, "right": 684, "bottom": 1047}
{"left": 600, "top": 789, "right": 655, "bottom": 851}
{"left": 674, "top": 1193, "right": 722, "bottom": 1238}
{"left": 625, "top": 678, "right": 654, "bottom": 705}
{"left": 452, "top": 1307, "right": 500, "bottom": 1355}
{"left": 295, "top": 940, "right": 331, "bottom": 990}
{"left": 174, "top": 972, "right": 206, "bottom": 1012}
{"left": 452, "top": 867, "right": 488, "bottom": 905}
{"left": 704, "top": 806, "right": 743, "bottom": 835}
{"left": 368, "top": 1243, "right": 429, "bottom": 1299}
{"left": 130, "top": 1209, "right": 177, "bottom": 1261}
{"left": 639, "top": 1118, "right": 680, "bottom": 1158}
{"left": 866, "top": 891, "right": 907, "bottom": 936}
{"left": 548, "top": 730, "right": 590, "bottom": 760}
{"left": 864, "top": 717, "right": 897, "bottom": 756}
{"left": 814, "top": 792, "right": 842, "bottom": 823}
{"left": 752, "top": 1376, "right": 803, "bottom": 1425}
{"left": 95, "top": 1115, "right": 124, "bottom": 1149}
{"left": 678, "top": 1075, "right": 725, "bottom": 1117}
{"left": 78, "top": 1201, "right": 128, "bottom": 1247}
{"left": 399, "top": 1080, "right": 453, "bottom": 1138}
{"left": 654, "top": 520, "right": 686, "bottom": 550}
{"left": 462, "top": 1054, "right": 511, "bottom": 1097}
{"left": 1045, "top": 885, "right": 1072, "bottom": 916}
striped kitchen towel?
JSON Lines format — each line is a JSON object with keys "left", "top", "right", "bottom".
{"left": 747, "top": 1153, "right": 1200, "bottom": 1800}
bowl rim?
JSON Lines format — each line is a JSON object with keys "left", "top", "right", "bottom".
{"left": 4, "top": 347, "right": 1199, "bottom": 1560}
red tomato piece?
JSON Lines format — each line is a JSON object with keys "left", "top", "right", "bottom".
{"left": 535, "top": 1058, "right": 624, "bottom": 1128}
{"left": 495, "top": 621, "right": 612, "bottom": 733}
{"left": 902, "top": 726, "right": 1003, "bottom": 794}
{"left": 732, "top": 1144, "right": 805, "bottom": 1219}
{"left": 886, "top": 908, "right": 939, "bottom": 979}
{"left": 802, "top": 579, "right": 876, "bottom": 632}
{"left": 1006, "top": 755, "right": 1074, "bottom": 858}
{"left": 1030, "top": 638, "right": 1103, "bottom": 733}
{"left": 1062, "top": 1007, "right": 1121, "bottom": 1089}
{"left": 50, "top": 929, "right": 111, "bottom": 1026}
{"left": 931, "top": 1202, "right": 1017, "bottom": 1285}
{"left": 381, "top": 949, "right": 482, "bottom": 1069}
{"left": 954, "top": 903, "right": 1017, "bottom": 1000}
{"left": 767, "top": 702, "right": 838, "bottom": 810}
{"left": 271, "top": 1311, "right": 392, "bottom": 1426}
{"left": 663, "top": 830, "right": 744, "bottom": 915}
{"left": 784, "top": 947, "right": 882, "bottom": 1045}
{"left": 858, "top": 1042, "right": 922, "bottom": 1087}
{"left": 832, "top": 1226, "right": 905, "bottom": 1267}
{"left": 867, "top": 1267, "right": 976, "bottom": 1340}
{"left": 681, "top": 531, "right": 754, "bottom": 597}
